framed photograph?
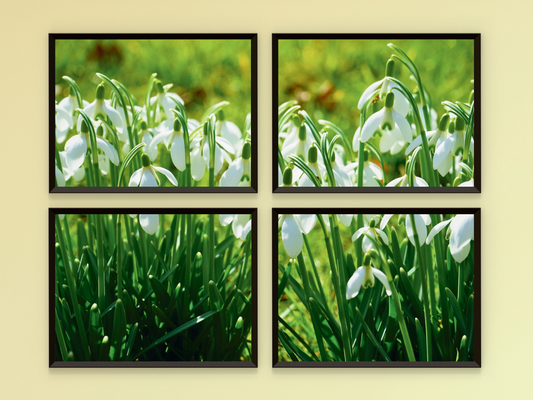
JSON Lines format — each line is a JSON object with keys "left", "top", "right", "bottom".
{"left": 51, "top": 34, "right": 257, "bottom": 193}
{"left": 273, "top": 208, "right": 480, "bottom": 367}
{"left": 50, "top": 208, "right": 257, "bottom": 367}
{"left": 273, "top": 34, "right": 480, "bottom": 193}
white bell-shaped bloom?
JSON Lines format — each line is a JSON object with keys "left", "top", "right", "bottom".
{"left": 59, "top": 151, "right": 85, "bottom": 183}
{"left": 201, "top": 136, "right": 235, "bottom": 177}
{"left": 216, "top": 110, "right": 243, "bottom": 152}
{"left": 148, "top": 119, "right": 187, "bottom": 172}
{"left": 426, "top": 214, "right": 474, "bottom": 263}
{"left": 346, "top": 254, "right": 392, "bottom": 299}
{"left": 361, "top": 92, "right": 412, "bottom": 144}
{"left": 358, "top": 60, "right": 409, "bottom": 117}
{"left": 129, "top": 154, "right": 178, "bottom": 187}
{"left": 281, "top": 124, "right": 315, "bottom": 162}
{"left": 279, "top": 214, "right": 317, "bottom": 258}
{"left": 55, "top": 164, "right": 66, "bottom": 187}
{"left": 55, "top": 103, "right": 73, "bottom": 143}
{"left": 76, "top": 84, "right": 125, "bottom": 134}
{"left": 130, "top": 214, "right": 159, "bottom": 235}
{"left": 386, "top": 174, "right": 428, "bottom": 187}
{"left": 219, "top": 214, "right": 252, "bottom": 240}
{"left": 345, "top": 158, "right": 383, "bottom": 187}
{"left": 352, "top": 219, "right": 389, "bottom": 254}
{"left": 220, "top": 142, "right": 251, "bottom": 186}
{"left": 64, "top": 121, "right": 119, "bottom": 171}
{"left": 149, "top": 80, "right": 184, "bottom": 123}
{"left": 458, "top": 179, "right": 474, "bottom": 187}
{"left": 381, "top": 214, "right": 431, "bottom": 247}
{"left": 380, "top": 124, "right": 409, "bottom": 155}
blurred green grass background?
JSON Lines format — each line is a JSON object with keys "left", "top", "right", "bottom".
{"left": 55, "top": 39, "right": 252, "bottom": 126}
{"left": 279, "top": 39, "right": 474, "bottom": 138}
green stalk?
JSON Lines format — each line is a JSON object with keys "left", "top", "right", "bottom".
{"left": 55, "top": 215, "right": 91, "bottom": 360}
{"left": 116, "top": 217, "right": 122, "bottom": 300}
{"left": 95, "top": 214, "right": 106, "bottom": 311}
{"left": 296, "top": 253, "right": 328, "bottom": 360}
{"left": 316, "top": 214, "right": 352, "bottom": 361}
{"left": 430, "top": 215, "right": 451, "bottom": 359}
{"left": 209, "top": 215, "right": 215, "bottom": 283}
{"left": 408, "top": 214, "right": 432, "bottom": 361}
{"left": 374, "top": 244, "right": 416, "bottom": 361}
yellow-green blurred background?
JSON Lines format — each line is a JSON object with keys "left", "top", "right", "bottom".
{"left": 55, "top": 39, "right": 251, "bottom": 125}
{"left": 279, "top": 39, "right": 474, "bottom": 135}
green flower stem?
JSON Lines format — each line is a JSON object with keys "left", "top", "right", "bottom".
{"left": 116, "top": 217, "right": 122, "bottom": 300}
{"left": 137, "top": 219, "right": 149, "bottom": 278}
{"left": 84, "top": 157, "right": 94, "bottom": 187}
{"left": 54, "top": 137, "right": 63, "bottom": 173}
{"left": 54, "top": 308, "right": 69, "bottom": 360}
{"left": 330, "top": 216, "right": 353, "bottom": 360}
{"left": 303, "top": 235, "right": 326, "bottom": 300}
{"left": 430, "top": 215, "right": 451, "bottom": 359}
{"left": 55, "top": 215, "right": 91, "bottom": 360}
{"left": 186, "top": 213, "right": 193, "bottom": 297}
{"left": 296, "top": 253, "right": 328, "bottom": 360}
{"left": 408, "top": 214, "right": 432, "bottom": 361}
{"left": 95, "top": 214, "right": 106, "bottom": 311}
{"left": 61, "top": 216, "right": 75, "bottom": 267}
{"left": 316, "top": 214, "right": 352, "bottom": 361}
{"left": 366, "top": 234, "right": 416, "bottom": 362}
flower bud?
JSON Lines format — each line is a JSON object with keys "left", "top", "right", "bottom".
{"left": 298, "top": 125, "right": 306, "bottom": 141}
{"left": 155, "top": 80, "right": 164, "bottom": 94}
{"left": 96, "top": 84, "right": 105, "bottom": 100}
{"left": 173, "top": 118, "right": 181, "bottom": 132}
{"left": 369, "top": 219, "right": 376, "bottom": 228}
{"left": 235, "top": 316, "right": 243, "bottom": 330}
{"left": 385, "top": 92, "right": 395, "bottom": 108}
{"left": 80, "top": 120, "right": 89, "bottom": 133}
{"left": 292, "top": 116, "right": 301, "bottom": 128}
{"left": 438, "top": 113, "right": 450, "bottom": 131}
{"left": 142, "top": 154, "right": 151, "bottom": 167}
{"left": 140, "top": 120, "right": 148, "bottom": 130}
{"left": 242, "top": 142, "right": 251, "bottom": 160}
{"left": 282, "top": 167, "right": 293, "bottom": 186}
{"left": 308, "top": 145, "right": 318, "bottom": 163}
{"left": 385, "top": 59, "right": 395, "bottom": 77}
{"left": 217, "top": 109, "right": 225, "bottom": 121}
{"left": 455, "top": 116, "right": 465, "bottom": 131}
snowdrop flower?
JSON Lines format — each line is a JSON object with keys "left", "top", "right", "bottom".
{"left": 426, "top": 214, "right": 474, "bottom": 263}
{"left": 346, "top": 253, "right": 392, "bottom": 299}
{"left": 188, "top": 120, "right": 235, "bottom": 181}
{"left": 458, "top": 178, "right": 474, "bottom": 187}
{"left": 137, "top": 120, "right": 158, "bottom": 160}
{"left": 352, "top": 217, "right": 388, "bottom": 254}
{"left": 380, "top": 124, "right": 409, "bottom": 155}
{"left": 282, "top": 124, "right": 315, "bottom": 162}
{"left": 55, "top": 103, "right": 73, "bottom": 143}
{"left": 64, "top": 120, "right": 119, "bottom": 171}
{"left": 58, "top": 86, "right": 89, "bottom": 117}
{"left": 380, "top": 214, "right": 431, "bottom": 246}
{"left": 59, "top": 151, "right": 85, "bottom": 183}
{"left": 76, "top": 84, "right": 125, "bottom": 135}
{"left": 345, "top": 152, "right": 383, "bottom": 187}
{"left": 220, "top": 142, "right": 251, "bottom": 186}
{"left": 433, "top": 118, "right": 463, "bottom": 174}
{"left": 150, "top": 80, "right": 184, "bottom": 123}
{"left": 219, "top": 214, "right": 252, "bottom": 240}
{"left": 129, "top": 154, "right": 178, "bottom": 187}
{"left": 216, "top": 109, "right": 243, "bottom": 152}
{"left": 358, "top": 59, "right": 409, "bottom": 117}
{"left": 130, "top": 214, "right": 159, "bottom": 235}
{"left": 361, "top": 92, "right": 412, "bottom": 144}
{"left": 279, "top": 214, "right": 317, "bottom": 258}
{"left": 298, "top": 145, "right": 326, "bottom": 187}
{"left": 148, "top": 119, "right": 188, "bottom": 172}
{"left": 386, "top": 174, "right": 428, "bottom": 187}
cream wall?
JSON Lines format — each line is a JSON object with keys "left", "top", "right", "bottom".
{"left": 1, "top": 0, "right": 528, "bottom": 398}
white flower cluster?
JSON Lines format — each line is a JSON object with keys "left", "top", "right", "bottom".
{"left": 55, "top": 76, "right": 251, "bottom": 188}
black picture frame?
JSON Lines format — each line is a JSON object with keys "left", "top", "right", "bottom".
{"left": 50, "top": 208, "right": 258, "bottom": 368}
{"left": 272, "top": 208, "right": 481, "bottom": 367}
{"left": 273, "top": 34, "right": 481, "bottom": 193}
{"left": 50, "top": 33, "right": 258, "bottom": 193}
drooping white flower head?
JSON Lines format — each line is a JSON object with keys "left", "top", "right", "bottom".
{"left": 129, "top": 214, "right": 159, "bottom": 235}
{"left": 426, "top": 214, "right": 474, "bottom": 263}
{"left": 346, "top": 253, "right": 392, "bottom": 299}
{"left": 64, "top": 120, "right": 119, "bottom": 171}
{"left": 148, "top": 118, "right": 188, "bottom": 172}
{"left": 279, "top": 214, "right": 317, "bottom": 258}
{"left": 129, "top": 154, "right": 178, "bottom": 187}
{"left": 76, "top": 84, "right": 125, "bottom": 135}
{"left": 352, "top": 217, "right": 389, "bottom": 254}
{"left": 219, "top": 214, "right": 252, "bottom": 240}
{"left": 220, "top": 142, "right": 251, "bottom": 186}
{"left": 386, "top": 174, "right": 428, "bottom": 188}
{"left": 358, "top": 59, "right": 409, "bottom": 117}
{"left": 381, "top": 214, "right": 431, "bottom": 247}
{"left": 216, "top": 109, "right": 243, "bottom": 154}
{"left": 55, "top": 103, "right": 73, "bottom": 143}
{"left": 361, "top": 92, "right": 412, "bottom": 144}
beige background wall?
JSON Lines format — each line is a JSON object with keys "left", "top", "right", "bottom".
{"left": 1, "top": 0, "right": 529, "bottom": 398}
